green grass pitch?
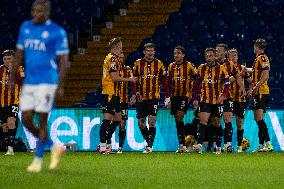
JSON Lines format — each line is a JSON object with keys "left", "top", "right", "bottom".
{"left": 0, "top": 152, "right": 283, "bottom": 189}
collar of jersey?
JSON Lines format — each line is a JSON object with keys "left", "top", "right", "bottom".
{"left": 174, "top": 61, "right": 185, "bottom": 65}
{"left": 32, "top": 19, "right": 51, "bottom": 25}
{"left": 207, "top": 62, "right": 217, "bottom": 67}
{"left": 45, "top": 19, "right": 51, "bottom": 25}
{"left": 256, "top": 53, "right": 265, "bottom": 57}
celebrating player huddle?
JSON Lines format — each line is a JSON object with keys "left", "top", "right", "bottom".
{"left": 99, "top": 37, "right": 273, "bottom": 154}
{"left": 98, "top": 38, "right": 273, "bottom": 154}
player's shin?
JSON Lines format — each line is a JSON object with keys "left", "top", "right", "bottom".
{"left": 256, "top": 120, "right": 265, "bottom": 147}
{"left": 207, "top": 125, "right": 215, "bottom": 151}
{"left": 176, "top": 121, "right": 185, "bottom": 145}
{"left": 148, "top": 127, "right": 156, "bottom": 148}
{"left": 99, "top": 119, "right": 111, "bottom": 151}
{"left": 139, "top": 126, "right": 150, "bottom": 144}
{"left": 224, "top": 122, "right": 233, "bottom": 146}
{"left": 6, "top": 129, "right": 16, "bottom": 154}
{"left": 237, "top": 129, "right": 244, "bottom": 147}
{"left": 106, "top": 121, "right": 120, "bottom": 145}
{"left": 197, "top": 123, "right": 206, "bottom": 145}
{"left": 215, "top": 126, "right": 223, "bottom": 148}
{"left": 119, "top": 128, "right": 126, "bottom": 148}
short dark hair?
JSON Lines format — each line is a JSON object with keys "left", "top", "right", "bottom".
{"left": 216, "top": 43, "right": 228, "bottom": 51}
{"left": 228, "top": 48, "right": 238, "bottom": 54}
{"left": 33, "top": 0, "right": 51, "bottom": 9}
{"left": 144, "top": 43, "right": 155, "bottom": 50}
{"left": 109, "top": 37, "right": 122, "bottom": 49}
{"left": 205, "top": 48, "right": 216, "bottom": 54}
{"left": 174, "top": 45, "right": 186, "bottom": 55}
{"left": 254, "top": 38, "right": 267, "bottom": 50}
{"left": 2, "top": 49, "right": 15, "bottom": 57}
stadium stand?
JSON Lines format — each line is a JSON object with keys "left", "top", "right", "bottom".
{"left": 126, "top": 0, "right": 284, "bottom": 108}
{"left": 0, "top": 0, "right": 283, "bottom": 108}
{"left": 63, "top": 0, "right": 181, "bottom": 107}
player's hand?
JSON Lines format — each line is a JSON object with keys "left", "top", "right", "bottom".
{"left": 136, "top": 92, "right": 142, "bottom": 102}
{"left": 240, "top": 89, "right": 247, "bottom": 97}
{"left": 193, "top": 100, "right": 198, "bottom": 109}
{"left": 164, "top": 97, "right": 171, "bottom": 108}
{"left": 239, "top": 86, "right": 246, "bottom": 97}
{"left": 246, "top": 68, "right": 253, "bottom": 73}
{"left": 247, "top": 89, "right": 253, "bottom": 98}
{"left": 128, "top": 77, "right": 137, "bottom": 83}
{"left": 240, "top": 67, "right": 247, "bottom": 76}
{"left": 217, "top": 95, "right": 224, "bottom": 104}
{"left": 0, "top": 123, "right": 8, "bottom": 132}
{"left": 130, "top": 94, "right": 136, "bottom": 105}
{"left": 251, "top": 86, "right": 259, "bottom": 97}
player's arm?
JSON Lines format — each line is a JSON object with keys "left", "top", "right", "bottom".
{"left": 128, "top": 67, "right": 136, "bottom": 105}
{"left": 255, "top": 68, "right": 269, "bottom": 89}
{"left": 217, "top": 67, "right": 230, "bottom": 104}
{"left": 167, "top": 64, "right": 172, "bottom": 96}
{"left": 9, "top": 48, "right": 24, "bottom": 91}
{"left": 110, "top": 72, "right": 136, "bottom": 82}
{"left": 54, "top": 28, "right": 71, "bottom": 97}
{"left": 161, "top": 63, "right": 170, "bottom": 108}
{"left": 130, "top": 61, "right": 139, "bottom": 104}
{"left": 57, "top": 54, "right": 69, "bottom": 96}
{"left": 251, "top": 57, "right": 269, "bottom": 96}
{"left": 110, "top": 59, "right": 136, "bottom": 83}
{"left": 234, "top": 65, "right": 246, "bottom": 97}
{"left": 15, "top": 66, "right": 25, "bottom": 87}
{"left": 192, "top": 65, "right": 202, "bottom": 109}
{"left": 228, "top": 62, "right": 238, "bottom": 82}
{"left": 11, "top": 22, "right": 26, "bottom": 86}
{"left": 161, "top": 63, "right": 169, "bottom": 98}
{"left": 189, "top": 64, "right": 198, "bottom": 89}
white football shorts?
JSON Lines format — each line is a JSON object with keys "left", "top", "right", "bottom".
{"left": 20, "top": 84, "right": 58, "bottom": 113}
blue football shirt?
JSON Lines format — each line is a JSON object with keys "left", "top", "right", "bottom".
{"left": 16, "top": 20, "right": 69, "bottom": 84}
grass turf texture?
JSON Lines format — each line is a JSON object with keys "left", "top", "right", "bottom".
{"left": 0, "top": 152, "right": 283, "bottom": 189}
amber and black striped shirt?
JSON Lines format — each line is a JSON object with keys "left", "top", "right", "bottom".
{"left": 102, "top": 53, "right": 122, "bottom": 97}
{"left": 220, "top": 59, "right": 238, "bottom": 99}
{"left": 194, "top": 63, "right": 229, "bottom": 104}
{"left": 0, "top": 65, "right": 24, "bottom": 107}
{"left": 119, "top": 65, "right": 132, "bottom": 103}
{"left": 232, "top": 63, "right": 246, "bottom": 102}
{"left": 167, "top": 61, "right": 196, "bottom": 98}
{"left": 133, "top": 58, "right": 166, "bottom": 100}
{"left": 252, "top": 53, "right": 270, "bottom": 95}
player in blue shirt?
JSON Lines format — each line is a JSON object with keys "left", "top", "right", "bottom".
{"left": 10, "top": 0, "right": 69, "bottom": 173}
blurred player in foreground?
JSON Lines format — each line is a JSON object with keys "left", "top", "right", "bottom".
{"left": 11, "top": 0, "right": 69, "bottom": 172}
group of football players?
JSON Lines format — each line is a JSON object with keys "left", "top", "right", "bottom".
{"left": 98, "top": 37, "right": 273, "bottom": 154}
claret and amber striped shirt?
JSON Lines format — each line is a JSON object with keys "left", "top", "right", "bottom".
{"left": 102, "top": 53, "right": 122, "bottom": 97}
{"left": 232, "top": 63, "right": 246, "bottom": 102}
{"left": 220, "top": 59, "right": 238, "bottom": 99}
{"left": 194, "top": 63, "right": 229, "bottom": 104}
{"left": 167, "top": 61, "right": 196, "bottom": 98}
{"left": 119, "top": 65, "right": 132, "bottom": 103}
{"left": 0, "top": 65, "right": 24, "bottom": 107}
{"left": 133, "top": 58, "right": 166, "bottom": 100}
{"left": 251, "top": 53, "right": 270, "bottom": 95}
